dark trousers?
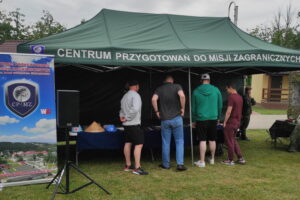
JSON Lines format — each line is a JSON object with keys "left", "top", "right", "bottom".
{"left": 224, "top": 124, "right": 243, "bottom": 161}
{"left": 240, "top": 115, "right": 251, "bottom": 139}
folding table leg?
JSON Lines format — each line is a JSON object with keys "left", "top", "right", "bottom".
{"left": 150, "top": 148, "right": 155, "bottom": 162}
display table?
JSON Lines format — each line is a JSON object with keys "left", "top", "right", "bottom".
{"left": 76, "top": 127, "right": 191, "bottom": 164}
{"left": 269, "top": 120, "right": 296, "bottom": 148}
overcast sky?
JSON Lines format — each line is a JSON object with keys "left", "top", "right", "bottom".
{"left": 1, "top": 0, "right": 300, "bottom": 32}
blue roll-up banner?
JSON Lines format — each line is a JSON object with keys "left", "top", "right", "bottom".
{"left": 0, "top": 53, "right": 57, "bottom": 188}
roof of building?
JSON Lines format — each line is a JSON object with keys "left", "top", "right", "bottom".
{"left": 0, "top": 40, "right": 29, "bottom": 53}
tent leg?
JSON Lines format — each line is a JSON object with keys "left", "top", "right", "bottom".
{"left": 188, "top": 68, "right": 194, "bottom": 165}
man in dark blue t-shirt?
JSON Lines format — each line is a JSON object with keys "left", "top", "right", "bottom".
{"left": 152, "top": 75, "right": 187, "bottom": 171}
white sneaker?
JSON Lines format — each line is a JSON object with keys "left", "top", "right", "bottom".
{"left": 208, "top": 158, "right": 215, "bottom": 165}
{"left": 194, "top": 160, "right": 205, "bottom": 167}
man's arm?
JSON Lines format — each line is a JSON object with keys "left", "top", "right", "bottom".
{"left": 151, "top": 94, "right": 160, "bottom": 118}
{"left": 119, "top": 109, "right": 126, "bottom": 122}
{"left": 178, "top": 90, "right": 185, "bottom": 116}
{"left": 251, "top": 98, "right": 256, "bottom": 106}
{"left": 191, "top": 91, "right": 196, "bottom": 123}
{"left": 217, "top": 89, "right": 223, "bottom": 120}
{"left": 191, "top": 91, "right": 197, "bottom": 128}
{"left": 119, "top": 98, "right": 126, "bottom": 122}
{"left": 119, "top": 108, "right": 125, "bottom": 117}
{"left": 126, "top": 95, "right": 141, "bottom": 120}
{"left": 223, "top": 106, "right": 232, "bottom": 127}
{"left": 224, "top": 95, "right": 233, "bottom": 127}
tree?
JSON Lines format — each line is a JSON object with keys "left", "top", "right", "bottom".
{"left": 249, "top": 5, "right": 300, "bottom": 119}
{"left": 0, "top": 8, "right": 66, "bottom": 41}
{"left": 0, "top": 157, "right": 8, "bottom": 164}
{"left": 8, "top": 8, "right": 29, "bottom": 40}
{"left": 249, "top": 24, "right": 273, "bottom": 42}
{"left": 249, "top": 4, "right": 300, "bottom": 49}
{"left": 0, "top": 8, "right": 29, "bottom": 41}
{"left": 29, "top": 10, "right": 66, "bottom": 40}
{"left": 37, "top": 153, "right": 44, "bottom": 157}
{"left": 16, "top": 155, "right": 24, "bottom": 162}
{"left": 45, "top": 152, "right": 57, "bottom": 163}
{"left": 0, "top": 10, "right": 14, "bottom": 42}
{"left": 33, "top": 154, "right": 37, "bottom": 161}
{"left": 80, "top": 19, "right": 86, "bottom": 24}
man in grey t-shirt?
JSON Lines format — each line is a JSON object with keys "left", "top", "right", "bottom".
{"left": 120, "top": 80, "right": 148, "bottom": 175}
{"left": 152, "top": 75, "right": 187, "bottom": 171}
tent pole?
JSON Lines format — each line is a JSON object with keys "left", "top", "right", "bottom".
{"left": 188, "top": 68, "right": 194, "bottom": 165}
{"left": 150, "top": 70, "right": 153, "bottom": 118}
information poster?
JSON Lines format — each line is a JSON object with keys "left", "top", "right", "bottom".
{"left": 0, "top": 53, "right": 57, "bottom": 187}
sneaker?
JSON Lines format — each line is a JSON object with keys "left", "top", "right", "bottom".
{"left": 236, "top": 158, "right": 246, "bottom": 164}
{"left": 132, "top": 167, "right": 148, "bottom": 175}
{"left": 158, "top": 164, "right": 170, "bottom": 169}
{"left": 123, "top": 165, "right": 134, "bottom": 172}
{"left": 240, "top": 137, "right": 250, "bottom": 141}
{"left": 177, "top": 165, "right": 187, "bottom": 171}
{"left": 194, "top": 160, "right": 205, "bottom": 168}
{"left": 208, "top": 158, "right": 215, "bottom": 165}
{"left": 221, "top": 160, "right": 235, "bottom": 165}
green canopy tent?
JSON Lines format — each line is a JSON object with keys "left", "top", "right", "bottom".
{"left": 17, "top": 9, "right": 300, "bottom": 72}
{"left": 17, "top": 9, "right": 300, "bottom": 163}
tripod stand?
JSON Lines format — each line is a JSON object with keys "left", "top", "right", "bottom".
{"left": 47, "top": 125, "right": 111, "bottom": 200}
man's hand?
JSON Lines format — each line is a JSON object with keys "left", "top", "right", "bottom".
{"left": 156, "top": 112, "right": 160, "bottom": 119}
{"left": 223, "top": 122, "right": 226, "bottom": 128}
{"left": 120, "top": 116, "right": 126, "bottom": 122}
{"left": 180, "top": 108, "right": 185, "bottom": 116}
{"left": 192, "top": 122, "right": 196, "bottom": 128}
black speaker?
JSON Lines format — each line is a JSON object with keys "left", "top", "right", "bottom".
{"left": 269, "top": 120, "right": 295, "bottom": 139}
{"left": 56, "top": 90, "right": 79, "bottom": 128}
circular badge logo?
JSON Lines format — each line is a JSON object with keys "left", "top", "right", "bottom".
{"left": 33, "top": 46, "right": 43, "bottom": 53}
{"left": 13, "top": 86, "right": 31, "bottom": 102}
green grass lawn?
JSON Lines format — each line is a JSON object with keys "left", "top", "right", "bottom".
{"left": 252, "top": 106, "right": 287, "bottom": 115}
{"left": 1, "top": 130, "right": 300, "bottom": 200}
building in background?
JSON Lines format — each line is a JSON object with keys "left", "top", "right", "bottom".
{"left": 251, "top": 73, "right": 289, "bottom": 109}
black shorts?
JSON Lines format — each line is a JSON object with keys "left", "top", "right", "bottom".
{"left": 196, "top": 120, "right": 217, "bottom": 141}
{"left": 124, "top": 125, "right": 144, "bottom": 145}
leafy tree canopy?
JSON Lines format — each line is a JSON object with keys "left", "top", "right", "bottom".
{"left": 249, "top": 4, "right": 300, "bottom": 50}
{"left": 0, "top": 8, "right": 66, "bottom": 42}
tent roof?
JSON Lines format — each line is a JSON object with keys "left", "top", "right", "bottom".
{"left": 17, "top": 9, "right": 300, "bottom": 71}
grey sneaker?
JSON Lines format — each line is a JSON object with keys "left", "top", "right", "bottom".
{"left": 194, "top": 160, "right": 205, "bottom": 167}
{"left": 221, "top": 160, "right": 235, "bottom": 165}
{"left": 208, "top": 158, "right": 215, "bottom": 165}
{"left": 236, "top": 158, "right": 246, "bottom": 164}
{"left": 132, "top": 167, "right": 148, "bottom": 175}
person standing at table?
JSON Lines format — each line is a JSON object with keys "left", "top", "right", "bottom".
{"left": 120, "top": 80, "right": 148, "bottom": 175}
{"left": 222, "top": 82, "right": 246, "bottom": 165}
{"left": 152, "top": 75, "right": 187, "bottom": 171}
{"left": 192, "top": 73, "right": 222, "bottom": 167}
{"left": 239, "top": 87, "right": 256, "bottom": 141}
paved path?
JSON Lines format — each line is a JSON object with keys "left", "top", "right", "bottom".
{"left": 248, "top": 113, "right": 286, "bottom": 129}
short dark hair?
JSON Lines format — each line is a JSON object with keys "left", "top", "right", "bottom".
{"left": 164, "top": 75, "right": 174, "bottom": 81}
{"left": 245, "top": 87, "right": 252, "bottom": 93}
{"left": 128, "top": 80, "right": 139, "bottom": 86}
{"left": 226, "top": 81, "right": 237, "bottom": 89}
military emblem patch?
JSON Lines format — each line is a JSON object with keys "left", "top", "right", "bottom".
{"left": 5, "top": 80, "right": 39, "bottom": 117}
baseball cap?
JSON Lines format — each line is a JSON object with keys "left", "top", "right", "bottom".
{"left": 201, "top": 73, "right": 210, "bottom": 80}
